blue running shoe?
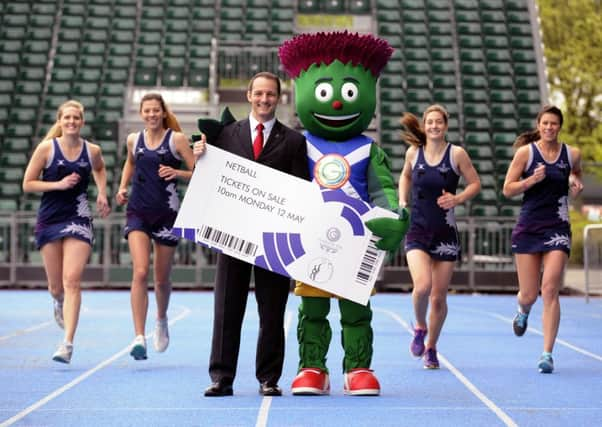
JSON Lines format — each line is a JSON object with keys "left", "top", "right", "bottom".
{"left": 538, "top": 353, "right": 554, "bottom": 374}
{"left": 410, "top": 327, "right": 427, "bottom": 357}
{"left": 423, "top": 348, "right": 439, "bottom": 369}
{"left": 513, "top": 311, "right": 529, "bottom": 336}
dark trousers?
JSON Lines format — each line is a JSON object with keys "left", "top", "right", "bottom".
{"left": 208, "top": 254, "right": 290, "bottom": 385}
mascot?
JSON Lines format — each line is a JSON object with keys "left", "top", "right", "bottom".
{"left": 278, "top": 31, "right": 409, "bottom": 396}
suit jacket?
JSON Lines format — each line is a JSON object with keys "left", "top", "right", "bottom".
{"left": 211, "top": 118, "right": 310, "bottom": 181}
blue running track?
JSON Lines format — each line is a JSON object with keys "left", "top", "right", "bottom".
{"left": 1, "top": 290, "right": 601, "bottom": 427}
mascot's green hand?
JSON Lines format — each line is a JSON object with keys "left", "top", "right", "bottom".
{"left": 364, "top": 207, "right": 410, "bottom": 252}
{"left": 194, "top": 107, "right": 236, "bottom": 144}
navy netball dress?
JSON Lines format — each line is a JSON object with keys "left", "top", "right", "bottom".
{"left": 511, "top": 143, "right": 572, "bottom": 255}
{"left": 35, "top": 138, "right": 94, "bottom": 248}
{"left": 404, "top": 144, "right": 461, "bottom": 261}
{"left": 124, "top": 129, "right": 182, "bottom": 246}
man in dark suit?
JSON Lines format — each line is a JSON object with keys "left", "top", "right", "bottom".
{"left": 198, "top": 72, "right": 309, "bottom": 397}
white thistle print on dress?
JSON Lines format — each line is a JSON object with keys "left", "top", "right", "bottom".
{"left": 76, "top": 193, "right": 92, "bottom": 218}
{"left": 544, "top": 233, "right": 570, "bottom": 249}
{"left": 445, "top": 209, "right": 456, "bottom": 228}
{"left": 153, "top": 226, "right": 178, "bottom": 242}
{"left": 431, "top": 242, "right": 460, "bottom": 257}
{"left": 166, "top": 183, "right": 180, "bottom": 211}
{"left": 557, "top": 196, "right": 569, "bottom": 222}
{"left": 61, "top": 223, "right": 93, "bottom": 241}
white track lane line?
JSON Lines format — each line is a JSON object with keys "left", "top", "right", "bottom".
{"left": 0, "top": 321, "right": 53, "bottom": 342}
{"left": 487, "top": 312, "right": 602, "bottom": 362}
{"left": 0, "top": 307, "right": 192, "bottom": 427}
{"left": 375, "top": 307, "right": 518, "bottom": 427}
{"left": 255, "top": 310, "right": 293, "bottom": 427}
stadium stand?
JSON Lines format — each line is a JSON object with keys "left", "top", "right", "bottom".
{"left": 0, "top": 0, "right": 547, "bottom": 288}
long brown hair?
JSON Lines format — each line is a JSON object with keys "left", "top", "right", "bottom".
{"left": 513, "top": 104, "right": 563, "bottom": 148}
{"left": 43, "top": 100, "right": 85, "bottom": 141}
{"left": 140, "top": 93, "right": 182, "bottom": 132}
{"left": 400, "top": 104, "right": 449, "bottom": 147}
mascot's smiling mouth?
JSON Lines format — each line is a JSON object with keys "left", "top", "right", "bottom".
{"left": 313, "top": 112, "right": 360, "bottom": 127}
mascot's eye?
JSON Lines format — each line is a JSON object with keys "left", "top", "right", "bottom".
{"left": 315, "top": 82, "right": 333, "bottom": 102}
{"left": 341, "top": 82, "right": 359, "bottom": 102}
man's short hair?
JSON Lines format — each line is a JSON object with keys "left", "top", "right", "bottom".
{"left": 248, "top": 71, "right": 281, "bottom": 96}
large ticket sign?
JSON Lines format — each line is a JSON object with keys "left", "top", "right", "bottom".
{"left": 172, "top": 145, "right": 395, "bottom": 305}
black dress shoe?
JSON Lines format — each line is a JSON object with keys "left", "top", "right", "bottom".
{"left": 259, "top": 382, "right": 282, "bottom": 396}
{"left": 204, "top": 381, "right": 233, "bottom": 397}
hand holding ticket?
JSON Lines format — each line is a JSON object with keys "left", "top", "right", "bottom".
{"left": 172, "top": 145, "right": 396, "bottom": 305}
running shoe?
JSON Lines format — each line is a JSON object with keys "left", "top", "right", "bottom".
{"left": 53, "top": 299, "right": 64, "bottom": 329}
{"left": 538, "top": 353, "right": 554, "bottom": 374}
{"left": 409, "top": 327, "right": 427, "bottom": 357}
{"left": 423, "top": 348, "right": 440, "bottom": 369}
{"left": 153, "top": 317, "right": 169, "bottom": 353}
{"left": 513, "top": 311, "right": 529, "bottom": 336}
{"left": 52, "top": 342, "right": 73, "bottom": 364}
{"left": 130, "top": 335, "right": 147, "bottom": 360}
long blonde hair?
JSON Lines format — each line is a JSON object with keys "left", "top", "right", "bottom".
{"left": 400, "top": 104, "right": 449, "bottom": 147}
{"left": 43, "top": 100, "right": 85, "bottom": 141}
{"left": 140, "top": 93, "right": 182, "bottom": 132}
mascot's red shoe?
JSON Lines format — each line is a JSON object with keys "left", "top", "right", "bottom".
{"left": 343, "top": 369, "right": 380, "bottom": 396}
{"left": 291, "top": 368, "right": 330, "bottom": 395}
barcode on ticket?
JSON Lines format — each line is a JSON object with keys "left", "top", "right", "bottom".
{"left": 355, "top": 235, "right": 379, "bottom": 286}
{"left": 197, "top": 225, "right": 258, "bottom": 257}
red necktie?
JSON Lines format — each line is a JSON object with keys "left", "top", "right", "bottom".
{"left": 253, "top": 123, "right": 264, "bottom": 160}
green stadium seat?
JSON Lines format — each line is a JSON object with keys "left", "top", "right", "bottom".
{"left": 0, "top": 167, "right": 24, "bottom": 183}
{"left": 430, "top": 35, "right": 453, "bottom": 48}
{"left": 472, "top": 159, "right": 495, "bottom": 174}
{"left": 108, "top": 56, "right": 131, "bottom": 69}
{"left": 434, "top": 88, "right": 457, "bottom": 103}
{"left": 429, "top": 10, "right": 451, "bottom": 21}
{"left": 135, "top": 68, "right": 158, "bottom": 86}
{"left": 460, "top": 48, "right": 484, "bottom": 61}
{"left": 189, "top": 67, "right": 209, "bottom": 87}
{"left": 429, "top": 22, "right": 453, "bottom": 35}
{"left": 471, "top": 204, "right": 499, "bottom": 217}
{"left": 484, "top": 36, "right": 508, "bottom": 49}
{"left": 516, "top": 90, "right": 539, "bottom": 103}
{"left": 407, "top": 74, "right": 429, "bottom": 87}
{"left": 432, "top": 61, "right": 455, "bottom": 74}
{"left": 0, "top": 53, "right": 20, "bottom": 66}
{"left": 490, "top": 90, "right": 515, "bottom": 103}
{"left": 1, "top": 152, "right": 28, "bottom": 167}
{"left": 14, "top": 94, "right": 40, "bottom": 109}
{"left": 480, "top": 0, "right": 504, "bottom": 9}
{"left": 486, "top": 49, "right": 511, "bottom": 62}
{"left": 349, "top": 0, "right": 371, "bottom": 13}
{"left": 0, "top": 81, "right": 14, "bottom": 93}
{"left": 517, "top": 103, "right": 540, "bottom": 117}
{"left": 405, "top": 49, "right": 429, "bottom": 61}
{"left": 33, "top": 4, "right": 56, "bottom": 15}
{"left": 141, "top": 19, "right": 163, "bottom": 32}
{"left": 380, "top": 87, "right": 404, "bottom": 102}
{"left": 487, "top": 62, "right": 513, "bottom": 75}
{"left": 465, "top": 117, "right": 491, "bottom": 131}
{"left": 514, "top": 62, "right": 537, "bottom": 75}
{"left": 462, "top": 75, "right": 487, "bottom": 88}
{"left": 433, "top": 75, "right": 455, "bottom": 88}
{"left": 113, "top": 18, "right": 136, "bottom": 31}
{"left": 431, "top": 49, "right": 453, "bottom": 61}
{"left": 381, "top": 75, "right": 404, "bottom": 88}
{"left": 492, "top": 117, "right": 518, "bottom": 131}
{"left": 48, "top": 82, "right": 71, "bottom": 95}
{"left": 459, "top": 35, "right": 483, "bottom": 49}
{"left": 3, "top": 40, "right": 23, "bottom": 53}
{"left": 0, "top": 198, "right": 19, "bottom": 211}
{"left": 490, "top": 103, "right": 515, "bottom": 117}
{"left": 493, "top": 133, "right": 516, "bottom": 145}
{"left": 494, "top": 145, "right": 514, "bottom": 160}
{"left": 508, "top": 10, "right": 530, "bottom": 23}
{"left": 482, "top": 22, "right": 506, "bottom": 35}
{"left": 405, "top": 61, "right": 430, "bottom": 74}
{"left": 461, "top": 61, "right": 486, "bottom": 75}
{"left": 510, "top": 36, "right": 533, "bottom": 49}
{"left": 489, "top": 76, "right": 513, "bottom": 89}
{"left": 76, "top": 69, "right": 103, "bottom": 82}
{"left": 3, "top": 136, "right": 31, "bottom": 152}
{"left": 403, "top": 10, "right": 426, "bottom": 22}
{"left": 481, "top": 10, "right": 504, "bottom": 22}
{"left": 467, "top": 145, "right": 493, "bottom": 159}
{"left": 511, "top": 49, "right": 535, "bottom": 63}
{"left": 457, "top": 22, "right": 481, "bottom": 35}
{"left": 379, "top": 22, "right": 399, "bottom": 36}
{"left": 508, "top": 23, "right": 531, "bottom": 36}
{"left": 162, "top": 68, "right": 185, "bottom": 87}
{"left": 455, "top": 10, "right": 479, "bottom": 22}
{"left": 464, "top": 131, "right": 491, "bottom": 146}
{"left": 405, "top": 35, "right": 428, "bottom": 48}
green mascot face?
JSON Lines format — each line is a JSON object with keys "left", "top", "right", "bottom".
{"left": 295, "top": 60, "right": 376, "bottom": 141}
